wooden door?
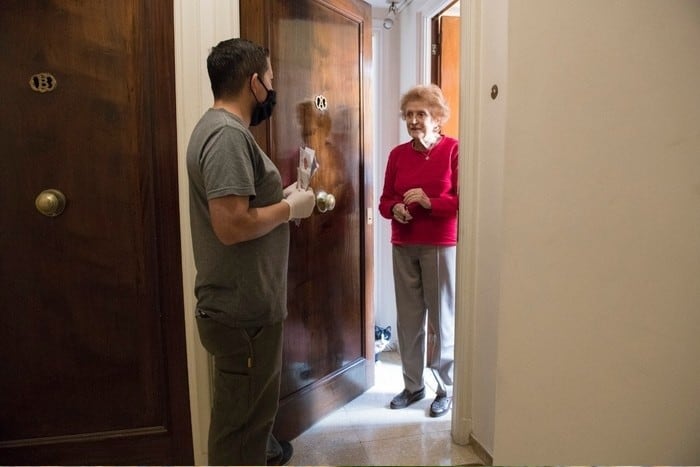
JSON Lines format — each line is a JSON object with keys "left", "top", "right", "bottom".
{"left": 432, "top": 10, "right": 461, "bottom": 139}
{"left": 241, "top": 0, "right": 374, "bottom": 440}
{"left": 0, "top": 1, "right": 193, "bottom": 464}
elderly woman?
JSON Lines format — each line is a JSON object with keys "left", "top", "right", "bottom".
{"left": 378, "top": 84, "right": 458, "bottom": 418}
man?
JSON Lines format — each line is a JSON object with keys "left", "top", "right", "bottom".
{"left": 186, "top": 38, "right": 315, "bottom": 465}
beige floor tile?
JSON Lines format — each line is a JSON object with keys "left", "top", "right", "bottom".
{"left": 293, "top": 418, "right": 361, "bottom": 451}
{"left": 362, "top": 430, "right": 473, "bottom": 466}
{"left": 289, "top": 440, "right": 371, "bottom": 466}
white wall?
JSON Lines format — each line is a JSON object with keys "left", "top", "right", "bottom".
{"left": 372, "top": 9, "right": 401, "bottom": 346}
{"left": 465, "top": 0, "right": 507, "bottom": 454}
{"left": 174, "top": 1, "right": 240, "bottom": 464}
{"left": 493, "top": 0, "right": 700, "bottom": 464}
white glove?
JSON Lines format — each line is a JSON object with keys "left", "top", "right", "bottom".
{"left": 282, "top": 170, "right": 301, "bottom": 198}
{"left": 283, "top": 181, "right": 298, "bottom": 198}
{"left": 282, "top": 188, "right": 315, "bottom": 220}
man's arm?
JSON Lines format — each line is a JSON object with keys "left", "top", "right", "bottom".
{"left": 208, "top": 185, "right": 316, "bottom": 245}
{"left": 208, "top": 195, "right": 289, "bottom": 245}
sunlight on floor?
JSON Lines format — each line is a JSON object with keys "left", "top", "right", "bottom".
{"left": 287, "top": 351, "right": 484, "bottom": 466}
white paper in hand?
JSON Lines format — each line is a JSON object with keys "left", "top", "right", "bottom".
{"left": 294, "top": 146, "right": 318, "bottom": 226}
{"left": 298, "top": 146, "right": 318, "bottom": 190}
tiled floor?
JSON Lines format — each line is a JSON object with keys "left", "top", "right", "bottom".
{"left": 287, "top": 351, "right": 484, "bottom": 466}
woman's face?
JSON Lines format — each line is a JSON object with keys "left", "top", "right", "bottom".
{"left": 403, "top": 100, "right": 440, "bottom": 141}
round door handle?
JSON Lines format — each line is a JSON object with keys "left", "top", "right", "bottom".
{"left": 316, "top": 190, "right": 336, "bottom": 213}
{"left": 35, "top": 189, "right": 67, "bottom": 217}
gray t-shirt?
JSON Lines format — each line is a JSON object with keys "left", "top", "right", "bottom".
{"left": 186, "top": 108, "right": 289, "bottom": 327}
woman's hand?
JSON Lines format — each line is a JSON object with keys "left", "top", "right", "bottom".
{"left": 403, "top": 188, "right": 431, "bottom": 209}
{"left": 392, "top": 203, "right": 413, "bottom": 224}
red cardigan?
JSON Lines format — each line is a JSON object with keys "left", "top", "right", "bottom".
{"left": 378, "top": 136, "right": 459, "bottom": 246}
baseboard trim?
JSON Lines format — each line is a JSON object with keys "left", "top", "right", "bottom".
{"left": 273, "top": 358, "right": 369, "bottom": 441}
{"left": 469, "top": 433, "right": 493, "bottom": 466}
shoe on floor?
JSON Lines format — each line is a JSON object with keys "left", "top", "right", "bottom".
{"left": 429, "top": 394, "right": 452, "bottom": 417}
{"left": 390, "top": 387, "right": 426, "bottom": 409}
{"left": 267, "top": 439, "right": 293, "bottom": 466}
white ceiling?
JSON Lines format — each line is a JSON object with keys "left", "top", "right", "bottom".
{"left": 366, "top": 1, "right": 461, "bottom": 18}
{"left": 365, "top": 1, "right": 459, "bottom": 14}
{"left": 364, "top": 0, "right": 388, "bottom": 6}
{"left": 365, "top": 0, "right": 406, "bottom": 9}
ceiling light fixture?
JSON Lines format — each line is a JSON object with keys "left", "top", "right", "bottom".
{"left": 383, "top": 2, "right": 398, "bottom": 30}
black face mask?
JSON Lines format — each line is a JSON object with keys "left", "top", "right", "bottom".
{"left": 250, "top": 75, "right": 277, "bottom": 126}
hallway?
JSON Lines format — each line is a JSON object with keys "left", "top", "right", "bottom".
{"left": 286, "top": 351, "right": 484, "bottom": 465}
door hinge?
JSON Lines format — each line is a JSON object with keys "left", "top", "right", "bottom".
{"left": 431, "top": 43, "right": 440, "bottom": 56}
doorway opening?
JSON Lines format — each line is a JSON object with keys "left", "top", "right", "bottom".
{"left": 372, "top": 0, "right": 463, "bottom": 363}
{"left": 370, "top": 0, "right": 466, "bottom": 437}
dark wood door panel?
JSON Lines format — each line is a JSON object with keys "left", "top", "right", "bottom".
{"left": 241, "top": 0, "right": 374, "bottom": 439}
{"left": 273, "top": 0, "right": 364, "bottom": 396}
{"left": 0, "top": 1, "right": 192, "bottom": 464}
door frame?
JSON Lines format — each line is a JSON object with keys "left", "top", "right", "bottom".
{"left": 173, "top": 1, "right": 242, "bottom": 464}
{"left": 371, "top": 0, "right": 480, "bottom": 446}
{"left": 401, "top": 0, "right": 482, "bottom": 446}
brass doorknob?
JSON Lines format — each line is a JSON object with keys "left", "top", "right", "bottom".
{"left": 316, "top": 190, "right": 336, "bottom": 213}
{"left": 35, "top": 189, "right": 67, "bottom": 217}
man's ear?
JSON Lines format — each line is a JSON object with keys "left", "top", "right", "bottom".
{"left": 249, "top": 73, "right": 260, "bottom": 98}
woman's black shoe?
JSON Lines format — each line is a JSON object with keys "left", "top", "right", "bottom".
{"left": 390, "top": 387, "right": 426, "bottom": 409}
{"left": 429, "top": 394, "right": 452, "bottom": 417}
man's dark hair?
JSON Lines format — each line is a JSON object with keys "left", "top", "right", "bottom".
{"left": 207, "top": 38, "right": 270, "bottom": 100}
